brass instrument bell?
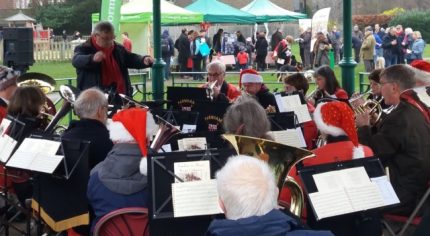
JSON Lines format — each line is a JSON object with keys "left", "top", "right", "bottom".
{"left": 17, "top": 72, "right": 56, "bottom": 94}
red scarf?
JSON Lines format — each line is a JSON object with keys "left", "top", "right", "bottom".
{"left": 92, "top": 36, "right": 125, "bottom": 94}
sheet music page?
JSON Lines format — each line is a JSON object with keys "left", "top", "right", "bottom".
{"left": 172, "top": 180, "right": 222, "bottom": 218}
{"left": 414, "top": 87, "right": 430, "bottom": 107}
{"left": 0, "top": 118, "right": 11, "bottom": 135}
{"left": 371, "top": 176, "right": 400, "bottom": 206}
{"left": 312, "top": 171, "right": 345, "bottom": 192}
{"left": 340, "top": 167, "right": 371, "bottom": 187}
{"left": 17, "top": 138, "right": 61, "bottom": 155}
{"left": 292, "top": 104, "right": 312, "bottom": 123}
{"left": 295, "top": 127, "right": 307, "bottom": 148}
{"left": 181, "top": 137, "right": 207, "bottom": 151}
{"left": 346, "top": 183, "right": 385, "bottom": 211}
{"left": 177, "top": 139, "right": 184, "bottom": 151}
{"left": 269, "top": 130, "right": 304, "bottom": 148}
{"left": 281, "top": 94, "right": 302, "bottom": 110}
{"left": 6, "top": 151, "right": 36, "bottom": 169}
{"left": 182, "top": 124, "right": 197, "bottom": 134}
{"left": 159, "top": 144, "right": 172, "bottom": 153}
{"left": 308, "top": 189, "right": 354, "bottom": 220}
{"left": 275, "top": 94, "right": 286, "bottom": 112}
{"left": 0, "top": 135, "right": 17, "bottom": 163}
{"left": 30, "top": 154, "right": 64, "bottom": 174}
{"left": 174, "top": 160, "right": 210, "bottom": 183}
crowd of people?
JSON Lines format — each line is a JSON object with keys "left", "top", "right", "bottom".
{"left": 0, "top": 20, "right": 429, "bottom": 236}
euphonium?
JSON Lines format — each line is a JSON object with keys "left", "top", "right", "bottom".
{"left": 222, "top": 134, "right": 315, "bottom": 217}
{"left": 150, "top": 115, "right": 181, "bottom": 152}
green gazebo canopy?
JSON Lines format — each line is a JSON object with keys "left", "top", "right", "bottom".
{"left": 185, "top": 0, "right": 256, "bottom": 24}
{"left": 241, "top": 0, "right": 307, "bottom": 23}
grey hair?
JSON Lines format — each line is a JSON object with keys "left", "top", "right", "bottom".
{"left": 216, "top": 155, "right": 278, "bottom": 220}
{"left": 381, "top": 64, "right": 416, "bottom": 91}
{"left": 74, "top": 88, "right": 107, "bottom": 119}
{"left": 92, "top": 21, "right": 115, "bottom": 35}
{"left": 206, "top": 61, "right": 226, "bottom": 73}
{"left": 223, "top": 96, "right": 271, "bottom": 139}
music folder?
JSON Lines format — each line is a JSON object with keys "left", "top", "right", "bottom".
{"left": 298, "top": 157, "right": 400, "bottom": 221}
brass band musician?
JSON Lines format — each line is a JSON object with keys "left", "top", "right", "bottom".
{"left": 0, "top": 66, "right": 18, "bottom": 123}
{"left": 310, "top": 66, "right": 349, "bottom": 105}
{"left": 200, "top": 61, "right": 241, "bottom": 102}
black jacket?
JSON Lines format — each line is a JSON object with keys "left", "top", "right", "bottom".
{"left": 72, "top": 39, "right": 151, "bottom": 96}
{"left": 62, "top": 118, "right": 113, "bottom": 170}
{"left": 358, "top": 100, "right": 430, "bottom": 214}
{"left": 256, "top": 84, "right": 278, "bottom": 112}
{"left": 175, "top": 33, "right": 191, "bottom": 64}
{"left": 382, "top": 34, "right": 401, "bottom": 57}
{"left": 255, "top": 37, "right": 268, "bottom": 57}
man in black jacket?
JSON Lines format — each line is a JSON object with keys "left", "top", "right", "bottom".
{"left": 356, "top": 64, "right": 430, "bottom": 216}
{"left": 72, "top": 21, "right": 153, "bottom": 97}
{"left": 174, "top": 28, "right": 191, "bottom": 78}
{"left": 240, "top": 69, "right": 278, "bottom": 113}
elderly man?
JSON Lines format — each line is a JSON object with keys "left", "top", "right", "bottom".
{"left": 356, "top": 64, "right": 430, "bottom": 216}
{"left": 72, "top": 21, "right": 154, "bottom": 98}
{"left": 0, "top": 66, "right": 18, "bottom": 122}
{"left": 207, "top": 155, "right": 333, "bottom": 236}
{"left": 201, "top": 61, "right": 241, "bottom": 102}
{"left": 239, "top": 69, "right": 278, "bottom": 112}
{"left": 33, "top": 88, "right": 114, "bottom": 235}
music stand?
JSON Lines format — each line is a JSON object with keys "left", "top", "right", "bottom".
{"left": 267, "top": 111, "right": 298, "bottom": 131}
{"left": 298, "top": 157, "right": 398, "bottom": 221}
{"left": 167, "top": 87, "right": 209, "bottom": 111}
{"left": 166, "top": 131, "right": 229, "bottom": 151}
{"left": 0, "top": 116, "right": 26, "bottom": 236}
{"left": 151, "top": 107, "right": 199, "bottom": 130}
{"left": 148, "top": 148, "right": 236, "bottom": 236}
{"left": 195, "top": 101, "right": 230, "bottom": 132}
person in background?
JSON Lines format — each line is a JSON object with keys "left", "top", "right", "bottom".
{"left": 327, "top": 26, "right": 341, "bottom": 64}
{"left": 313, "top": 32, "right": 331, "bottom": 67}
{"left": 353, "top": 25, "right": 364, "bottom": 42}
{"left": 199, "top": 30, "right": 211, "bottom": 71}
{"left": 174, "top": 28, "right": 191, "bottom": 79}
{"left": 191, "top": 31, "right": 204, "bottom": 81}
{"left": 161, "top": 29, "right": 174, "bottom": 81}
{"left": 395, "top": 25, "right": 406, "bottom": 64}
{"left": 360, "top": 26, "right": 376, "bottom": 72}
{"left": 0, "top": 66, "right": 18, "bottom": 123}
{"left": 245, "top": 37, "right": 254, "bottom": 68}
{"left": 352, "top": 34, "right": 362, "bottom": 64}
{"left": 236, "top": 31, "right": 246, "bottom": 45}
{"left": 122, "top": 32, "right": 132, "bottom": 52}
{"left": 382, "top": 27, "right": 400, "bottom": 67}
{"left": 406, "top": 31, "right": 425, "bottom": 64}
{"left": 237, "top": 47, "right": 249, "bottom": 71}
{"left": 212, "top": 29, "right": 224, "bottom": 54}
{"left": 301, "top": 27, "right": 312, "bottom": 69}
{"left": 206, "top": 155, "right": 333, "bottom": 236}
{"left": 72, "top": 21, "right": 153, "bottom": 99}
{"left": 270, "top": 28, "right": 283, "bottom": 51}
{"left": 255, "top": 32, "right": 268, "bottom": 71}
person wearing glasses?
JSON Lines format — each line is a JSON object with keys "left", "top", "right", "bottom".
{"left": 201, "top": 61, "right": 241, "bottom": 103}
{"left": 72, "top": 21, "right": 154, "bottom": 99}
{"left": 356, "top": 64, "right": 430, "bottom": 216}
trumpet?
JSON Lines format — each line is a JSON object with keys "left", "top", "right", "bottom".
{"left": 205, "top": 81, "right": 218, "bottom": 101}
{"left": 119, "top": 93, "right": 150, "bottom": 109}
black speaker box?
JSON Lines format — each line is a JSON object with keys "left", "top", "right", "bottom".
{"left": 3, "top": 27, "right": 34, "bottom": 67}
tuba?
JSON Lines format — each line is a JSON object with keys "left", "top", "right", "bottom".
{"left": 222, "top": 134, "right": 315, "bottom": 217}
{"left": 44, "top": 85, "right": 79, "bottom": 134}
{"left": 149, "top": 115, "right": 181, "bottom": 152}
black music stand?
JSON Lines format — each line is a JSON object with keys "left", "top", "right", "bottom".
{"left": 166, "top": 131, "right": 229, "bottom": 151}
{"left": 0, "top": 116, "right": 26, "bottom": 236}
{"left": 151, "top": 107, "right": 199, "bottom": 130}
{"left": 267, "top": 111, "right": 298, "bottom": 131}
{"left": 148, "top": 148, "right": 236, "bottom": 236}
{"left": 195, "top": 101, "right": 230, "bottom": 133}
{"left": 298, "top": 157, "right": 398, "bottom": 221}
{"left": 167, "top": 87, "right": 209, "bottom": 111}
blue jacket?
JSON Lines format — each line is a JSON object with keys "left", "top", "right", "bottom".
{"left": 87, "top": 143, "right": 149, "bottom": 230}
{"left": 206, "top": 209, "right": 333, "bottom": 236}
{"left": 408, "top": 38, "right": 425, "bottom": 60}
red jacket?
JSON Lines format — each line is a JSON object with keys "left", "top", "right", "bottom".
{"left": 0, "top": 106, "right": 6, "bottom": 124}
{"left": 302, "top": 102, "right": 317, "bottom": 150}
{"left": 237, "top": 52, "right": 249, "bottom": 65}
{"left": 122, "top": 38, "right": 132, "bottom": 52}
{"left": 334, "top": 88, "right": 348, "bottom": 100}
{"left": 226, "top": 83, "right": 241, "bottom": 102}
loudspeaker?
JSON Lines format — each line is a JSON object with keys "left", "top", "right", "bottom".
{"left": 2, "top": 27, "right": 34, "bottom": 67}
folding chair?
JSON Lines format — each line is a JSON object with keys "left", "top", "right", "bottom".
{"left": 93, "top": 207, "right": 150, "bottom": 236}
{"left": 383, "top": 183, "right": 430, "bottom": 236}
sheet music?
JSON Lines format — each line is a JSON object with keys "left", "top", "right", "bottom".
{"left": 291, "top": 104, "right": 312, "bottom": 123}
{"left": 172, "top": 180, "right": 222, "bottom": 218}
{"left": 30, "top": 154, "right": 64, "bottom": 174}
{"left": 313, "top": 167, "right": 370, "bottom": 192}
{"left": 17, "top": 138, "right": 61, "bottom": 155}
{"left": 296, "top": 127, "right": 307, "bottom": 148}
{"left": 0, "top": 135, "right": 17, "bottom": 163}
{"left": 174, "top": 160, "right": 210, "bottom": 183}
{"left": 0, "top": 118, "right": 11, "bottom": 135}
{"left": 182, "top": 124, "right": 197, "bottom": 133}
{"left": 309, "top": 189, "right": 353, "bottom": 220}
{"left": 371, "top": 176, "right": 400, "bottom": 205}
{"left": 178, "top": 137, "right": 207, "bottom": 151}
{"left": 346, "top": 183, "right": 385, "bottom": 211}
{"left": 269, "top": 130, "right": 305, "bottom": 148}
{"left": 6, "top": 151, "right": 36, "bottom": 169}
{"left": 159, "top": 144, "right": 172, "bottom": 153}
{"left": 281, "top": 94, "right": 302, "bottom": 109}
{"left": 414, "top": 87, "right": 430, "bottom": 107}
{"left": 275, "top": 94, "right": 286, "bottom": 112}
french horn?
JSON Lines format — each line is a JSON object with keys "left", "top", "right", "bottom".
{"left": 222, "top": 134, "right": 315, "bottom": 217}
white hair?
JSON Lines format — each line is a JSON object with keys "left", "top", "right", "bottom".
{"left": 216, "top": 155, "right": 278, "bottom": 220}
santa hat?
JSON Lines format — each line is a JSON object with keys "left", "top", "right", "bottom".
{"left": 313, "top": 101, "right": 365, "bottom": 159}
{"left": 107, "top": 108, "right": 158, "bottom": 175}
{"left": 411, "top": 60, "right": 430, "bottom": 73}
{"left": 239, "top": 69, "right": 263, "bottom": 88}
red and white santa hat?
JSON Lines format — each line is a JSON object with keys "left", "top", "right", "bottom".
{"left": 239, "top": 68, "right": 263, "bottom": 89}
{"left": 411, "top": 60, "right": 430, "bottom": 73}
{"left": 107, "top": 107, "right": 158, "bottom": 175}
{"left": 314, "top": 101, "right": 365, "bottom": 159}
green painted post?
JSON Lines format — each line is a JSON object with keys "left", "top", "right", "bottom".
{"left": 152, "top": 0, "right": 165, "bottom": 101}
{"left": 339, "top": 0, "right": 357, "bottom": 95}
